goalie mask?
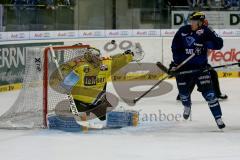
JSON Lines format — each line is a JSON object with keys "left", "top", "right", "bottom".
{"left": 84, "top": 47, "right": 101, "bottom": 68}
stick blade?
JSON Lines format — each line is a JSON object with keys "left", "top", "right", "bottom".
{"left": 156, "top": 62, "right": 168, "bottom": 73}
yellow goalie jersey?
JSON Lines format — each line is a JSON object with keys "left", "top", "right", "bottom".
{"left": 53, "top": 53, "right": 133, "bottom": 105}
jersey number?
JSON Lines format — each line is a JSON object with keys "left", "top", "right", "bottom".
{"left": 185, "top": 49, "right": 194, "bottom": 55}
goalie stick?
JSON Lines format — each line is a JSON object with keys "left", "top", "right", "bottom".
{"left": 49, "top": 45, "right": 104, "bottom": 129}
{"left": 133, "top": 53, "right": 196, "bottom": 104}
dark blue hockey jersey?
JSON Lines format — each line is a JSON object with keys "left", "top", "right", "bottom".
{"left": 171, "top": 25, "right": 223, "bottom": 69}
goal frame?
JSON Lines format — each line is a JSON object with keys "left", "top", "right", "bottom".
{"left": 43, "top": 45, "right": 90, "bottom": 127}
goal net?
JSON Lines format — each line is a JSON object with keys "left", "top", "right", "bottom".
{"left": 0, "top": 44, "right": 90, "bottom": 129}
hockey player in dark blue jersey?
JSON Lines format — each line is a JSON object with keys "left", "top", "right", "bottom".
{"left": 170, "top": 12, "right": 225, "bottom": 129}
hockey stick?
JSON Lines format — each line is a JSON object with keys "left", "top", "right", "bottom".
{"left": 211, "top": 62, "right": 240, "bottom": 69}
{"left": 133, "top": 53, "right": 196, "bottom": 104}
{"left": 178, "top": 62, "right": 240, "bottom": 76}
{"left": 158, "top": 61, "right": 240, "bottom": 76}
{"left": 49, "top": 45, "right": 104, "bottom": 129}
{"left": 156, "top": 61, "right": 169, "bottom": 73}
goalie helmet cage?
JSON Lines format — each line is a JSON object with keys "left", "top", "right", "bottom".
{"left": 0, "top": 45, "right": 90, "bottom": 129}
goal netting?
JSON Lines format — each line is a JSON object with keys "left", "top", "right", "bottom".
{"left": 0, "top": 45, "right": 91, "bottom": 129}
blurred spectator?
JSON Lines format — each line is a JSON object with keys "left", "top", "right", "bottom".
{"left": 1, "top": 0, "right": 13, "bottom": 4}
{"left": 187, "top": 0, "right": 196, "bottom": 8}
{"left": 221, "top": 0, "right": 231, "bottom": 8}
{"left": 202, "top": 0, "right": 212, "bottom": 9}
{"left": 187, "top": 0, "right": 212, "bottom": 9}
{"left": 58, "top": 0, "right": 74, "bottom": 6}
{"left": 187, "top": 0, "right": 204, "bottom": 9}
{"left": 166, "top": 0, "right": 188, "bottom": 6}
{"left": 27, "top": 0, "right": 38, "bottom": 5}
{"left": 14, "top": 0, "right": 27, "bottom": 5}
{"left": 231, "top": 0, "right": 239, "bottom": 6}
{"left": 70, "top": 0, "right": 75, "bottom": 6}
{"left": 226, "top": 0, "right": 240, "bottom": 8}
{"left": 46, "top": 0, "right": 55, "bottom": 9}
{"left": 64, "top": 0, "right": 70, "bottom": 5}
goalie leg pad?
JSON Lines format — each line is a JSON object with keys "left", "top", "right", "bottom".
{"left": 48, "top": 115, "right": 83, "bottom": 132}
{"left": 106, "top": 110, "right": 139, "bottom": 128}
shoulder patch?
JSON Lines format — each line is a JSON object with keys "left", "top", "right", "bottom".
{"left": 181, "top": 33, "right": 188, "bottom": 37}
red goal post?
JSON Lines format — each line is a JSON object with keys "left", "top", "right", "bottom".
{"left": 43, "top": 45, "right": 90, "bottom": 127}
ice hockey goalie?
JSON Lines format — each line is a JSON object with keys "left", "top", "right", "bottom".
{"left": 49, "top": 45, "right": 142, "bottom": 128}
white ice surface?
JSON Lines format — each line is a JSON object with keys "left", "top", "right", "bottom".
{"left": 0, "top": 78, "right": 240, "bottom": 160}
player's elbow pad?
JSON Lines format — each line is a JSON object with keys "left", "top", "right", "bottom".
{"left": 206, "top": 38, "right": 223, "bottom": 50}
{"left": 214, "top": 37, "right": 223, "bottom": 50}
{"left": 214, "top": 38, "right": 223, "bottom": 50}
{"left": 218, "top": 38, "right": 224, "bottom": 49}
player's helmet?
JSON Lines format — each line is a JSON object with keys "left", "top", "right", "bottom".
{"left": 189, "top": 12, "right": 205, "bottom": 22}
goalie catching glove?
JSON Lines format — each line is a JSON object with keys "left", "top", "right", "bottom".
{"left": 124, "top": 47, "right": 145, "bottom": 62}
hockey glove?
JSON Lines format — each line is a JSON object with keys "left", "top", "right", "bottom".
{"left": 132, "top": 45, "right": 145, "bottom": 62}
{"left": 203, "top": 19, "right": 208, "bottom": 27}
{"left": 168, "top": 61, "right": 178, "bottom": 76}
{"left": 124, "top": 47, "right": 145, "bottom": 62}
{"left": 124, "top": 50, "right": 134, "bottom": 55}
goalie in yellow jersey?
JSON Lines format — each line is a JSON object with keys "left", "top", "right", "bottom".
{"left": 50, "top": 43, "right": 144, "bottom": 122}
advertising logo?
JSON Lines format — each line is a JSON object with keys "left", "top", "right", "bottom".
{"left": 209, "top": 49, "right": 240, "bottom": 62}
